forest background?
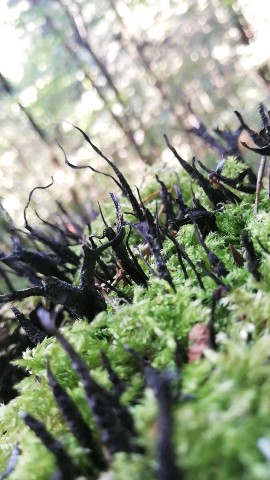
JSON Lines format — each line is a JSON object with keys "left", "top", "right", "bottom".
{"left": 0, "top": 0, "right": 269, "bottom": 226}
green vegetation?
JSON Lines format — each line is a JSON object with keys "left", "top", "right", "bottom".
{"left": 0, "top": 129, "right": 270, "bottom": 478}
{"left": 1, "top": 3, "right": 270, "bottom": 476}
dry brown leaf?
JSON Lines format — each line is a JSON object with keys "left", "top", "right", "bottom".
{"left": 188, "top": 323, "right": 210, "bottom": 362}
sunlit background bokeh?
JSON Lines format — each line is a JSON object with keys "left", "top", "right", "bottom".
{"left": 0, "top": 0, "right": 270, "bottom": 223}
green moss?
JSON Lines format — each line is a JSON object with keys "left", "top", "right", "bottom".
{"left": 1, "top": 156, "right": 270, "bottom": 479}
{"left": 176, "top": 337, "right": 270, "bottom": 480}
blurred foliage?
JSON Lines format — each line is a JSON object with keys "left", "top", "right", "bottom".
{"left": 0, "top": 0, "right": 269, "bottom": 222}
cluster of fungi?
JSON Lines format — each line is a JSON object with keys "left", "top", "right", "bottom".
{"left": 0, "top": 105, "right": 270, "bottom": 479}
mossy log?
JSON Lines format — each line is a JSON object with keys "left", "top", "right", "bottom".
{"left": 1, "top": 106, "right": 270, "bottom": 480}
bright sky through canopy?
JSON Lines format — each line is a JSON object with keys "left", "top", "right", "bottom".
{"left": 0, "top": 2, "right": 26, "bottom": 82}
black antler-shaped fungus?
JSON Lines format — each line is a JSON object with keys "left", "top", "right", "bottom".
{"left": 22, "top": 414, "right": 81, "bottom": 480}
{"left": 41, "top": 317, "right": 143, "bottom": 456}
{"left": 47, "top": 362, "right": 107, "bottom": 471}
{"left": 235, "top": 105, "right": 270, "bottom": 155}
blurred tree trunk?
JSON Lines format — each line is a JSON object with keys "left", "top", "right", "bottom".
{"left": 227, "top": 3, "right": 270, "bottom": 89}
{"left": 108, "top": 0, "right": 189, "bottom": 129}
{"left": 44, "top": 15, "right": 151, "bottom": 163}
{"left": 0, "top": 72, "right": 60, "bottom": 166}
{"left": 53, "top": 0, "right": 153, "bottom": 162}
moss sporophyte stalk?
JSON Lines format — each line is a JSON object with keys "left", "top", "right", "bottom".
{"left": 1, "top": 106, "right": 270, "bottom": 479}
